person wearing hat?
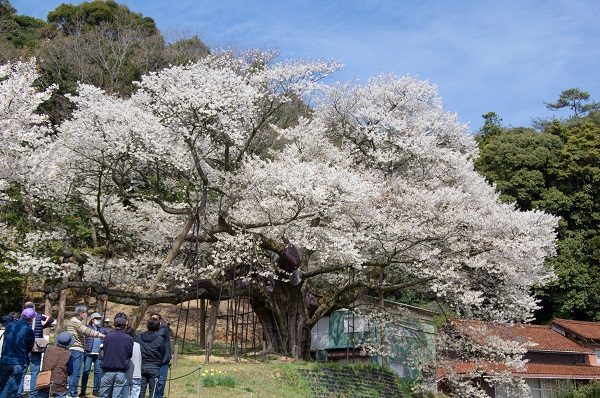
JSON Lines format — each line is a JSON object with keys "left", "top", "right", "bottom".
{"left": 37, "top": 331, "right": 75, "bottom": 398}
{"left": 0, "top": 308, "right": 35, "bottom": 398}
{"left": 66, "top": 305, "right": 105, "bottom": 398}
{"left": 81, "top": 313, "right": 108, "bottom": 397}
{"left": 99, "top": 316, "right": 133, "bottom": 398}
{"left": 19, "top": 301, "right": 56, "bottom": 398}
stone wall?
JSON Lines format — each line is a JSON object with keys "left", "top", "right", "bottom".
{"left": 298, "top": 364, "right": 407, "bottom": 398}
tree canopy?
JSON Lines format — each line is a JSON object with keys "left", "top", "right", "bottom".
{"left": 545, "top": 88, "right": 600, "bottom": 117}
{"left": 1, "top": 55, "right": 557, "bottom": 368}
{"left": 46, "top": 0, "right": 158, "bottom": 36}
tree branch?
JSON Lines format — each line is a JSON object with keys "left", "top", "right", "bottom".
{"left": 31, "top": 279, "right": 223, "bottom": 306}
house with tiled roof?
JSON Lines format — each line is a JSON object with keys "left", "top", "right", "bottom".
{"left": 552, "top": 319, "right": 600, "bottom": 366}
{"left": 437, "top": 319, "right": 600, "bottom": 398}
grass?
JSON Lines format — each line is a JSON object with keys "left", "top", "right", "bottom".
{"left": 166, "top": 355, "right": 313, "bottom": 398}
{"left": 161, "top": 352, "right": 422, "bottom": 397}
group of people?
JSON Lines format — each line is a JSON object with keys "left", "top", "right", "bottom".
{"left": 0, "top": 303, "right": 172, "bottom": 398}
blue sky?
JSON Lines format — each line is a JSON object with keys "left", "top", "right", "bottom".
{"left": 12, "top": 0, "right": 600, "bottom": 131}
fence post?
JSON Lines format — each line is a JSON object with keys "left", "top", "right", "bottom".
{"left": 173, "top": 344, "right": 180, "bottom": 368}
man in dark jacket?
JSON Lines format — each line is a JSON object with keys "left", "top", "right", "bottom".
{"left": 99, "top": 317, "right": 133, "bottom": 398}
{"left": 19, "top": 301, "right": 55, "bottom": 398}
{"left": 138, "top": 318, "right": 165, "bottom": 398}
{"left": 0, "top": 308, "right": 35, "bottom": 398}
{"left": 149, "top": 313, "right": 171, "bottom": 398}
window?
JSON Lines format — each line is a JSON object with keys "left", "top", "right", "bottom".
{"left": 343, "top": 314, "right": 368, "bottom": 333}
{"left": 388, "top": 360, "right": 405, "bottom": 377}
{"left": 526, "top": 379, "right": 558, "bottom": 398}
{"left": 495, "top": 379, "right": 560, "bottom": 398}
{"left": 310, "top": 317, "right": 329, "bottom": 350}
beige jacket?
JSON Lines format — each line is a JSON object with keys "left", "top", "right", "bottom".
{"left": 66, "top": 316, "right": 101, "bottom": 352}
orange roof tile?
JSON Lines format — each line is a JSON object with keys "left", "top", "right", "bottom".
{"left": 553, "top": 319, "right": 600, "bottom": 341}
{"left": 452, "top": 319, "right": 593, "bottom": 353}
{"left": 438, "top": 361, "right": 600, "bottom": 380}
{"left": 515, "top": 363, "right": 600, "bottom": 379}
{"left": 436, "top": 361, "right": 509, "bottom": 379}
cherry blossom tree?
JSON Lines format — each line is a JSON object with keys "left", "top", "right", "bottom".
{"left": 2, "top": 53, "right": 557, "bottom": 385}
{"left": 0, "top": 59, "right": 54, "bottom": 188}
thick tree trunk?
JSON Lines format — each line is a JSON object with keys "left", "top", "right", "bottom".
{"left": 251, "top": 281, "right": 313, "bottom": 359}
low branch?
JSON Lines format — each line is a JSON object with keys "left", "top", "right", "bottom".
{"left": 359, "top": 276, "right": 435, "bottom": 292}
{"left": 307, "top": 276, "right": 434, "bottom": 325}
{"left": 303, "top": 265, "right": 347, "bottom": 279}
{"left": 31, "top": 279, "right": 224, "bottom": 307}
{"left": 229, "top": 210, "right": 314, "bottom": 230}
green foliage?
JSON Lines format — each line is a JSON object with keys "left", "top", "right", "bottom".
{"left": 47, "top": 0, "right": 157, "bottom": 36}
{"left": 546, "top": 88, "right": 600, "bottom": 117}
{"left": 475, "top": 108, "right": 600, "bottom": 321}
{"left": 0, "top": 0, "right": 209, "bottom": 124}
{"left": 475, "top": 127, "right": 562, "bottom": 210}
{"left": 0, "top": 264, "right": 23, "bottom": 315}
{"left": 0, "top": 0, "right": 50, "bottom": 55}
{"left": 476, "top": 111, "right": 504, "bottom": 144}
{"left": 558, "top": 381, "right": 600, "bottom": 398}
{"left": 201, "top": 371, "right": 236, "bottom": 388}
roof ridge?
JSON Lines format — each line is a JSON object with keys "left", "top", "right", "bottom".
{"left": 554, "top": 318, "right": 600, "bottom": 325}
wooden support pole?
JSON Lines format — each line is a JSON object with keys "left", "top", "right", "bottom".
{"left": 44, "top": 295, "right": 52, "bottom": 339}
{"left": 199, "top": 299, "right": 206, "bottom": 347}
{"left": 204, "top": 299, "right": 219, "bottom": 364}
{"left": 97, "top": 294, "right": 108, "bottom": 315}
{"left": 56, "top": 281, "right": 69, "bottom": 333}
{"left": 173, "top": 344, "right": 180, "bottom": 368}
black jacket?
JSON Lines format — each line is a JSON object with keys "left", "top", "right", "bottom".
{"left": 138, "top": 331, "right": 165, "bottom": 371}
{"left": 156, "top": 324, "right": 172, "bottom": 364}
{"left": 101, "top": 329, "right": 133, "bottom": 372}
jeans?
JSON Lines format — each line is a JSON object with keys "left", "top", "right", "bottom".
{"left": 139, "top": 368, "right": 160, "bottom": 398}
{"left": 68, "top": 350, "right": 84, "bottom": 396}
{"left": 155, "top": 363, "right": 169, "bottom": 398}
{"left": 81, "top": 353, "right": 102, "bottom": 394}
{"left": 16, "top": 352, "right": 42, "bottom": 398}
{"left": 0, "top": 363, "right": 26, "bottom": 398}
{"left": 129, "top": 377, "right": 141, "bottom": 398}
{"left": 30, "top": 352, "right": 43, "bottom": 397}
{"left": 99, "top": 371, "right": 128, "bottom": 398}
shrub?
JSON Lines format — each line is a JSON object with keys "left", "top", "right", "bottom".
{"left": 201, "top": 372, "right": 236, "bottom": 388}
{"left": 558, "top": 381, "right": 600, "bottom": 398}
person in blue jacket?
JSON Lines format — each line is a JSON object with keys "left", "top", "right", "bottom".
{"left": 18, "top": 301, "right": 55, "bottom": 398}
{"left": 81, "top": 312, "right": 108, "bottom": 397}
{"left": 0, "top": 308, "right": 35, "bottom": 398}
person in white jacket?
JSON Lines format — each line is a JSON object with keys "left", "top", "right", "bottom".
{"left": 125, "top": 328, "right": 142, "bottom": 398}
